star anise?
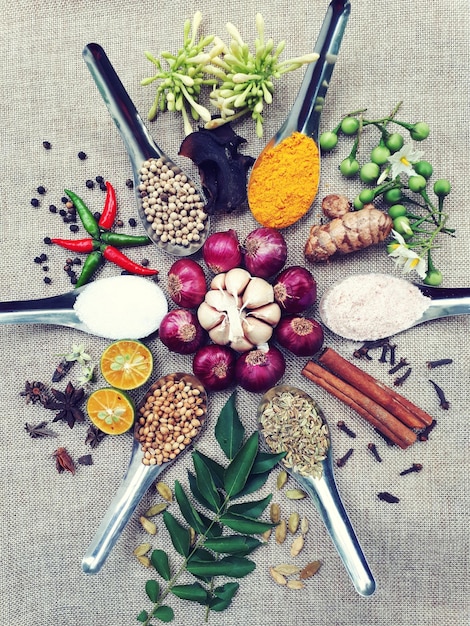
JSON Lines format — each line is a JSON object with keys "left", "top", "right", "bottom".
{"left": 24, "top": 421, "right": 58, "bottom": 439}
{"left": 45, "top": 381, "right": 85, "bottom": 428}
{"left": 85, "top": 424, "right": 107, "bottom": 448}
{"left": 20, "top": 381, "right": 50, "bottom": 406}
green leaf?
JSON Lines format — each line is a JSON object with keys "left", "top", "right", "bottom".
{"left": 215, "top": 391, "right": 244, "bottom": 459}
{"left": 171, "top": 582, "right": 208, "bottom": 604}
{"left": 232, "top": 471, "right": 271, "bottom": 498}
{"left": 224, "top": 432, "right": 259, "bottom": 497}
{"left": 137, "top": 610, "right": 149, "bottom": 622}
{"left": 187, "top": 470, "right": 213, "bottom": 511}
{"left": 192, "top": 451, "right": 225, "bottom": 488}
{"left": 145, "top": 579, "right": 160, "bottom": 603}
{"left": 203, "top": 535, "right": 263, "bottom": 555}
{"left": 227, "top": 493, "right": 272, "bottom": 518}
{"left": 163, "top": 511, "right": 190, "bottom": 557}
{"left": 219, "top": 512, "right": 274, "bottom": 534}
{"left": 251, "top": 451, "right": 286, "bottom": 474}
{"left": 193, "top": 454, "right": 222, "bottom": 511}
{"left": 152, "top": 605, "right": 174, "bottom": 622}
{"left": 209, "top": 582, "right": 239, "bottom": 612}
{"left": 150, "top": 550, "right": 171, "bottom": 581}
{"left": 187, "top": 548, "right": 216, "bottom": 583}
{"left": 174, "top": 480, "right": 209, "bottom": 535}
{"left": 187, "top": 555, "right": 256, "bottom": 578}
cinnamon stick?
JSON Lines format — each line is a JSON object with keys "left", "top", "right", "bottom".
{"left": 302, "top": 361, "right": 417, "bottom": 449}
{"left": 318, "top": 348, "right": 433, "bottom": 428}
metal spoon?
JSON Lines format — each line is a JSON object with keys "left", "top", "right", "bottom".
{"left": 82, "top": 372, "right": 207, "bottom": 575}
{"left": 82, "top": 43, "right": 209, "bottom": 257}
{"left": 0, "top": 275, "right": 168, "bottom": 339}
{"left": 258, "top": 384, "right": 376, "bottom": 597}
{"left": 319, "top": 274, "right": 470, "bottom": 341}
{"left": 247, "top": 0, "right": 351, "bottom": 212}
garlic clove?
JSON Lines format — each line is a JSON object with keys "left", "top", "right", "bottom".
{"left": 230, "top": 335, "right": 255, "bottom": 352}
{"left": 247, "top": 302, "right": 282, "bottom": 326}
{"left": 209, "top": 321, "right": 231, "bottom": 345}
{"left": 242, "top": 316, "right": 274, "bottom": 345}
{"left": 205, "top": 289, "right": 233, "bottom": 312}
{"left": 242, "top": 277, "right": 274, "bottom": 309}
{"left": 210, "top": 272, "right": 226, "bottom": 290}
{"left": 197, "top": 301, "right": 225, "bottom": 330}
{"left": 225, "top": 268, "right": 252, "bottom": 297}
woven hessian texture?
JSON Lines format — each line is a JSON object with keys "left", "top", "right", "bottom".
{"left": 1, "top": 1, "right": 469, "bottom": 625}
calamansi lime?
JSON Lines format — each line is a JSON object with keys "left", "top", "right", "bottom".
{"left": 86, "top": 387, "right": 135, "bottom": 435}
{"left": 100, "top": 339, "right": 153, "bottom": 390}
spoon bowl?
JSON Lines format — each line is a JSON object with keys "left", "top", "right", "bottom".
{"left": 82, "top": 372, "right": 207, "bottom": 574}
{"left": 258, "top": 384, "right": 376, "bottom": 597}
{"left": 82, "top": 43, "right": 210, "bottom": 257}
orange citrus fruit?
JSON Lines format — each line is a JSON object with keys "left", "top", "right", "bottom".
{"left": 100, "top": 339, "right": 153, "bottom": 390}
{"left": 86, "top": 387, "right": 135, "bottom": 435}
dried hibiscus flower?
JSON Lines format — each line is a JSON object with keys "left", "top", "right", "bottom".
{"left": 179, "top": 123, "right": 254, "bottom": 214}
{"left": 45, "top": 381, "right": 85, "bottom": 428}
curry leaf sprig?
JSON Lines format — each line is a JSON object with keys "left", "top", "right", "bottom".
{"left": 319, "top": 102, "right": 454, "bottom": 285}
{"left": 137, "top": 392, "right": 285, "bottom": 624}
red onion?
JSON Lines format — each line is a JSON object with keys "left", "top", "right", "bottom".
{"left": 273, "top": 266, "right": 317, "bottom": 314}
{"left": 167, "top": 259, "right": 206, "bottom": 308}
{"left": 242, "top": 227, "right": 287, "bottom": 279}
{"left": 159, "top": 309, "right": 206, "bottom": 354}
{"left": 203, "top": 229, "right": 242, "bottom": 273}
{"left": 235, "top": 345, "right": 286, "bottom": 393}
{"left": 274, "top": 315, "right": 324, "bottom": 357}
{"left": 193, "top": 344, "right": 237, "bottom": 391}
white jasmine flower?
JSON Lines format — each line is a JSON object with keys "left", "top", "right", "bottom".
{"left": 387, "top": 143, "right": 424, "bottom": 179}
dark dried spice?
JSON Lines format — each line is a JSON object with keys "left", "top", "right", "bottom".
{"left": 52, "top": 358, "right": 75, "bottom": 383}
{"left": 426, "top": 358, "right": 453, "bottom": 369}
{"left": 388, "top": 357, "right": 409, "bottom": 375}
{"left": 337, "top": 420, "right": 356, "bottom": 438}
{"left": 377, "top": 492, "right": 400, "bottom": 503}
{"left": 367, "top": 442, "right": 382, "bottom": 462}
{"left": 24, "top": 421, "right": 58, "bottom": 439}
{"left": 77, "top": 454, "right": 93, "bottom": 466}
{"left": 393, "top": 366, "right": 412, "bottom": 386}
{"left": 45, "top": 381, "right": 85, "bottom": 428}
{"left": 429, "top": 379, "right": 450, "bottom": 410}
{"left": 85, "top": 424, "right": 107, "bottom": 448}
{"left": 418, "top": 419, "right": 437, "bottom": 441}
{"left": 53, "top": 447, "right": 75, "bottom": 475}
{"left": 20, "top": 381, "right": 50, "bottom": 406}
{"left": 336, "top": 448, "right": 354, "bottom": 467}
{"left": 399, "top": 463, "right": 423, "bottom": 476}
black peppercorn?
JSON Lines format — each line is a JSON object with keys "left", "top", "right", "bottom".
{"left": 125, "top": 178, "right": 134, "bottom": 188}
{"left": 61, "top": 196, "right": 68, "bottom": 204}
{"left": 31, "top": 198, "right": 40, "bottom": 207}
{"left": 49, "top": 204, "right": 57, "bottom": 213}
{"left": 73, "top": 257, "right": 82, "bottom": 265}
{"left": 59, "top": 209, "right": 67, "bottom": 217}
{"left": 78, "top": 151, "right": 87, "bottom": 160}
{"left": 42, "top": 141, "right": 52, "bottom": 150}
{"left": 128, "top": 218, "right": 137, "bottom": 227}
{"left": 40, "top": 253, "right": 47, "bottom": 262}
{"left": 85, "top": 179, "right": 95, "bottom": 189}
{"left": 42, "top": 266, "right": 49, "bottom": 272}
{"left": 43, "top": 237, "right": 52, "bottom": 245}
{"left": 70, "top": 224, "right": 79, "bottom": 233}
{"left": 34, "top": 256, "right": 42, "bottom": 264}
{"left": 99, "top": 182, "right": 107, "bottom": 191}
{"left": 95, "top": 175, "right": 104, "bottom": 183}
{"left": 37, "top": 186, "right": 46, "bottom": 195}
{"left": 44, "top": 276, "right": 52, "bottom": 284}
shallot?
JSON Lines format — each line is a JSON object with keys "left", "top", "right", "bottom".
{"left": 235, "top": 345, "right": 286, "bottom": 393}
{"left": 242, "top": 227, "right": 287, "bottom": 278}
{"left": 159, "top": 309, "right": 206, "bottom": 354}
{"left": 192, "top": 344, "right": 237, "bottom": 391}
{"left": 273, "top": 266, "right": 317, "bottom": 314}
{"left": 202, "top": 229, "right": 242, "bottom": 273}
{"left": 274, "top": 315, "right": 324, "bottom": 356}
{"left": 167, "top": 259, "right": 206, "bottom": 308}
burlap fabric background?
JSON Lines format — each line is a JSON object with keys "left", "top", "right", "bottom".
{"left": 1, "top": 1, "right": 468, "bottom": 624}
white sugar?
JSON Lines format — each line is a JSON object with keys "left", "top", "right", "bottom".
{"left": 74, "top": 275, "right": 168, "bottom": 339}
{"left": 319, "top": 273, "right": 431, "bottom": 341}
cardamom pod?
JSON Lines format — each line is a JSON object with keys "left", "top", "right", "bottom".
{"left": 290, "top": 534, "right": 304, "bottom": 557}
{"left": 133, "top": 542, "right": 152, "bottom": 557}
{"left": 276, "top": 469, "right": 288, "bottom": 490}
{"left": 156, "top": 481, "right": 173, "bottom": 502}
{"left": 285, "top": 488, "right": 307, "bottom": 500}
{"left": 144, "top": 502, "right": 168, "bottom": 517}
{"left": 287, "top": 579, "right": 305, "bottom": 590}
{"left": 300, "top": 516, "right": 309, "bottom": 535}
{"left": 288, "top": 512, "right": 300, "bottom": 534}
{"left": 273, "top": 563, "right": 301, "bottom": 576}
{"left": 270, "top": 502, "right": 281, "bottom": 523}
{"left": 140, "top": 515, "right": 157, "bottom": 535}
{"left": 189, "top": 526, "right": 196, "bottom": 546}
{"left": 262, "top": 528, "right": 272, "bottom": 541}
{"left": 269, "top": 567, "right": 287, "bottom": 586}
{"left": 300, "top": 560, "right": 322, "bottom": 580}
{"left": 275, "top": 519, "right": 287, "bottom": 544}
{"left": 136, "top": 555, "right": 151, "bottom": 568}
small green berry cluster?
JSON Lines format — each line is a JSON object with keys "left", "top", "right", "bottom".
{"left": 141, "top": 12, "right": 318, "bottom": 137}
{"left": 319, "top": 103, "right": 453, "bottom": 285}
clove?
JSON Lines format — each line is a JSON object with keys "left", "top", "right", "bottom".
{"left": 367, "top": 442, "right": 382, "bottom": 462}
{"left": 377, "top": 492, "right": 400, "bottom": 504}
{"left": 394, "top": 366, "right": 412, "bottom": 386}
{"left": 399, "top": 463, "right": 423, "bottom": 476}
{"left": 337, "top": 420, "right": 356, "bottom": 438}
{"left": 418, "top": 419, "right": 437, "bottom": 441}
{"left": 388, "top": 357, "right": 408, "bottom": 375}
{"left": 388, "top": 344, "right": 397, "bottom": 366}
{"left": 426, "top": 358, "right": 453, "bottom": 369}
{"left": 378, "top": 343, "right": 389, "bottom": 363}
{"left": 336, "top": 448, "right": 354, "bottom": 467}
{"left": 429, "top": 379, "right": 450, "bottom": 410}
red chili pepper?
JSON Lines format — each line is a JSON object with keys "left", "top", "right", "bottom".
{"left": 51, "top": 238, "right": 98, "bottom": 253}
{"left": 101, "top": 245, "right": 158, "bottom": 276}
{"left": 98, "top": 181, "right": 117, "bottom": 230}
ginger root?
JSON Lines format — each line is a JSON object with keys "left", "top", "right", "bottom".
{"left": 321, "top": 194, "right": 351, "bottom": 219}
{"left": 304, "top": 205, "right": 392, "bottom": 263}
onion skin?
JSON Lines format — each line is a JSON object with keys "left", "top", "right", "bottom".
{"left": 159, "top": 309, "right": 206, "bottom": 354}
{"left": 167, "top": 259, "right": 207, "bottom": 308}
{"left": 235, "top": 345, "right": 286, "bottom": 393}
{"left": 243, "top": 227, "right": 288, "bottom": 279}
{"left": 193, "top": 344, "right": 237, "bottom": 391}
{"left": 203, "top": 229, "right": 242, "bottom": 274}
{"left": 274, "top": 315, "right": 324, "bottom": 357}
{"left": 273, "top": 266, "right": 317, "bottom": 314}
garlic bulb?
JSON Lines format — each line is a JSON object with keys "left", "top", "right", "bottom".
{"left": 197, "top": 268, "right": 282, "bottom": 352}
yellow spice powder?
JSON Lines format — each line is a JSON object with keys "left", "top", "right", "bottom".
{"left": 248, "top": 131, "right": 320, "bottom": 229}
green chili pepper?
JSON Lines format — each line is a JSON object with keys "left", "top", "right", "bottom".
{"left": 65, "top": 189, "right": 101, "bottom": 239}
{"left": 99, "top": 231, "right": 151, "bottom": 247}
{"left": 75, "top": 250, "right": 103, "bottom": 288}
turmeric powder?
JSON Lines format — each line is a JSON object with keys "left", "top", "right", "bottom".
{"left": 304, "top": 205, "right": 392, "bottom": 262}
{"left": 248, "top": 131, "right": 320, "bottom": 229}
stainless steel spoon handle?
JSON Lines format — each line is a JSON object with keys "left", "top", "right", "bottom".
{"left": 82, "top": 441, "right": 165, "bottom": 574}
{"left": 296, "top": 467, "right": 376, "bottom": 596}
{"left": 0, "top": 292, "right": 82, "bottom": 329}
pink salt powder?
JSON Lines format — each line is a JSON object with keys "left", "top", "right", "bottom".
{"left": 319, "top": 273, "right": 431, "bottom": 341}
